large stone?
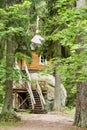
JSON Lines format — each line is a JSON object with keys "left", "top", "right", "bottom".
{"left": 30, "top": 73, "right": 67, "bottom": 111}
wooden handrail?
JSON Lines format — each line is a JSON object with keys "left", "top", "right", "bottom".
{"left": 24, "top": 61, "right": 36, "bottom": 109}
{"left": 15, "top": 58, "right": 22, "bottom": 84}
{"left": 36, "top": 80, "right": 46, "bottom": 109}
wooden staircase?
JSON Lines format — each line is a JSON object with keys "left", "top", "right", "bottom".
{"left": 24, "top": 61, "right": 46, "bottom": 114}
{"left": 27, "top": 90, "right": 46, "bottom": 114}
{"left": 14, "top": 60, "right": 46, "bottom": 113}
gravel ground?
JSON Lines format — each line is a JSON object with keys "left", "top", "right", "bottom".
{"left": 7, "top": 113, "right": 87, "bottom": 130}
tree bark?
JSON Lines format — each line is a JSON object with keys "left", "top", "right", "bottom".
{"left": 74, "top": 0, "right": 87, "bottom": 127}
{"left": 2, "top": 36, "right": 15, "bottom": 113}
{"left": 53, "top": 43, "right": 66, "bottom": 111}
{"left": 76, "top": 0, "right": 86, "bottom": 8}
{"left": 53, "top": 67, "right": 62, "bottom": 111}
{"left": 74, "top": 81, "right": 87, "bottom": 127}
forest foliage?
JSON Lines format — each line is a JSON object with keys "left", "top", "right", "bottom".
{"left": 39, "top": 0, "right": 87, "bottom": 107}
{"left": 0, "top": 0, "right": 87, "bottom": 108}
{"left": 0, "top": 0, "right": 32, "bottom": 107}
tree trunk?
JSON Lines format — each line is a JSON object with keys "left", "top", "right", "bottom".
{"left": 74, "top": 1, "right": 87, "bottom": 127}
{"left": 74, "top": 81, "right": 87, "bottom": 127}
{"left": 53, "top": 43, "right": 61, "bottom": 111}
{"left": 2, "top": 36, "right": 15, "bottom": 113}
{"left": 74, "top": 0, "right": 87, "bottom": 127}
{"left": 53, "top": 43, "right": 66, "bottom": 111}
{"left": 53, "top": 67, "right": 62, "bottom": 111}
{"left": 76, "top": 0, "right": 86, "bottom": 8}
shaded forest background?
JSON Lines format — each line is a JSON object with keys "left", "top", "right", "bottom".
{"left": 0, "top": 0, "right": 87, "bottom": 128}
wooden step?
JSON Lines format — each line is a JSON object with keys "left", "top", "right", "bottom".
{"left": 27, "top": 89, "right": 46, "bottom": 114}
{"left": 31, "top": 110, "right": 47, "bottom": 114}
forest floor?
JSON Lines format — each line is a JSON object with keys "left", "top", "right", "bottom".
{"left": 1, "top": 110, "right": 87, "bottom": 130}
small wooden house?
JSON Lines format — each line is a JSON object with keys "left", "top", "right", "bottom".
{"left": 13, "top": 34, "right": 47, "bottom": 113}
{"left": 18, "top": 50, "right": 47, "bottom": 71}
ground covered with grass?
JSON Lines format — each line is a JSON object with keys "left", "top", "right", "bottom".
{"left": 0, "top": 112, "right": 21, "bottom": 130}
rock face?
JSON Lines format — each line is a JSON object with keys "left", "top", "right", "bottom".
{"left": 46, "top": 84, "right": 54, "bottom": 111}
{"left": 30, "top": 73, "right": 67, "bottom": 111}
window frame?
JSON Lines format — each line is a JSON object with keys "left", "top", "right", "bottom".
{"left": 39, "top": 55, "right": 47, "bottom": 65}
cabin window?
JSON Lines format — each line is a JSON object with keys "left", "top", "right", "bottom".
{"left": 39, "top": 55, "right": 47, "bottom": 65}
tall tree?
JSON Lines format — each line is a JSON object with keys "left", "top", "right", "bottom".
{"left": 0, "top": 1, "right": 31, "bottom": 118}
{"left": 41, "top": 3, "right": 87, "bottom": 128}
{"left": 74, "top": 0, "right": 87, "bottom": 127}
{"left": 51, "top": 0, "right": 87, "bottom": 127}
{"left": 40, "top": 0, "right": 73, "bottom": 111}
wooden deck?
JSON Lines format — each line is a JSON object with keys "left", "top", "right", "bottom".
{"left": 13, "top": 88, "right": 47, "bottom": 113}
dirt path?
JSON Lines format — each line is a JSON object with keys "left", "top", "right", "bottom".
{"left": 8, "top": 113, "right": 87, "bottom": 130}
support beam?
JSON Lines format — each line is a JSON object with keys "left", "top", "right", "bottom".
{"left": 18, "top": 97, "right": 28, "bottom": 109}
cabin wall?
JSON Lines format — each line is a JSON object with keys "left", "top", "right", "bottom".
{"left": 18, "top": 51, "right": 46, "bottom": 70}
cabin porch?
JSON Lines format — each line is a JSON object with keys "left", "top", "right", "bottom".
{"left": 13, "top": 86, "right": 47, "bottom": 113}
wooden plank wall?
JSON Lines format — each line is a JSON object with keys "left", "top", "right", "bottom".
{"left": 18, "top": 51, "right": 46, "bottom": 70}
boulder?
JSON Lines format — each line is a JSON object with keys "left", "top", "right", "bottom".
{"left": 30, "top": 73, "right": 67, "bottom": 111}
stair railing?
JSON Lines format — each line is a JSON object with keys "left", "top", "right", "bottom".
{"left": 24, "top": 61, "right": 36, "bottom": 110}
{"left": 36, "top": 80, "right": 46, "bottom": 110}
{"left": 13, "top": 58, "right": 23, "bottom": 88}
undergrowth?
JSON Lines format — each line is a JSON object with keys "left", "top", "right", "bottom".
{"left": 0, "top": 112, "right": 21, "bottom": 122}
